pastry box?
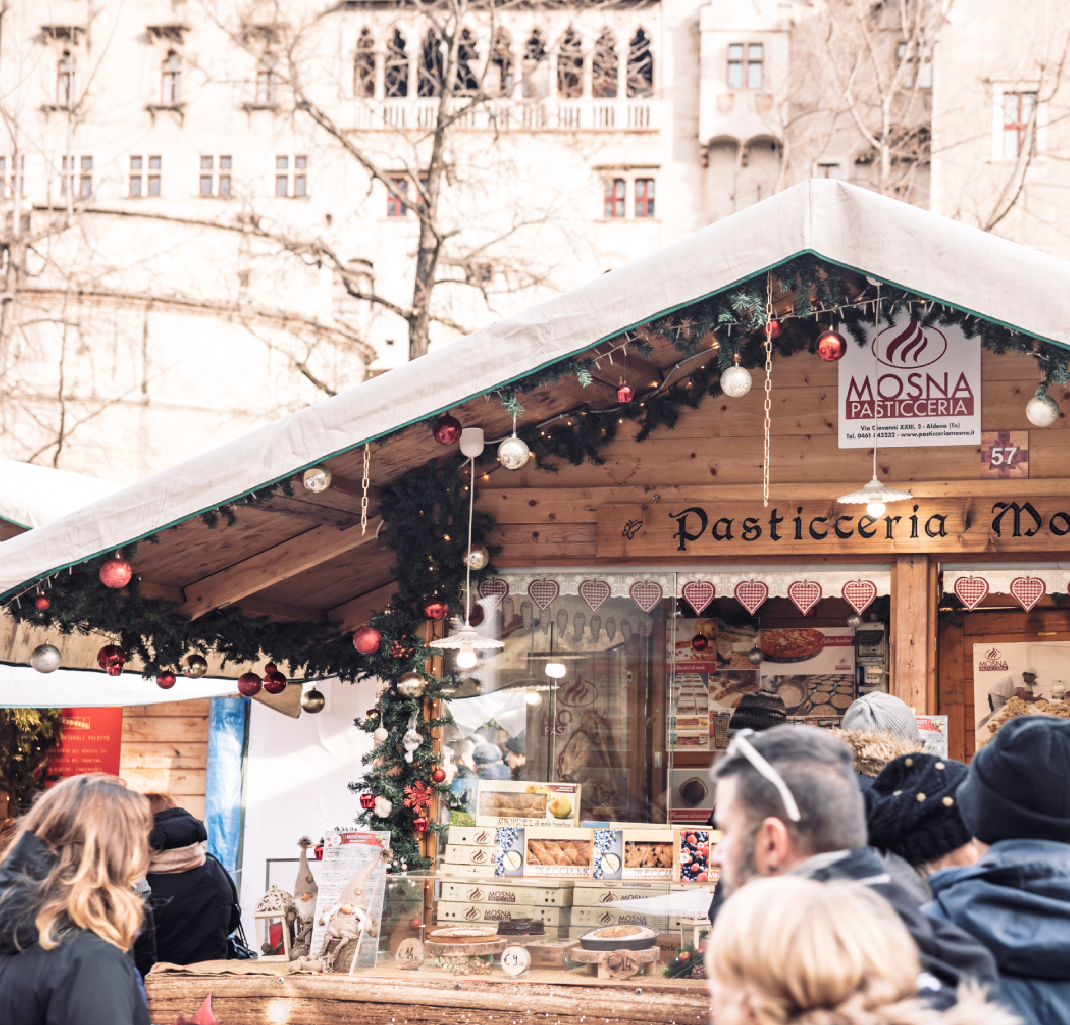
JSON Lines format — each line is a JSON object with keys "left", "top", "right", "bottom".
{"left": 443, "top": 843, "right": 497, "bottom": 868}
{"left": 573, "top": 880, "right": 672, "bottom": 906}
{"left": 435, "top": 901, "right": 570, "bottom": 928}
{"left": 439, "top": 879, "right": 573, "bottom": 906}
{"left": 446, "top": 825, "right": 500, "bottom": 848}
{"left": 475, "top": 780, "right": 582, "bottom": 828}
{"left": 568, "top": 903, "right": 668, "bottom": 932}
{"left": 522, "top": 827, "right": 595, "bottom": 878}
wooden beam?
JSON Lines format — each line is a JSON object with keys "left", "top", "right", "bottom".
{"left": 138, "top": 581, "right": 186, "bottom": 603}
{"left": 328, "top": 580, "right": 399, "bottom": 632}
{"left": 239, "top": 598, "right": 326, "bottom": 623}
{"left": 890, "top": 554, "right": 933, "bottom": 714}
{"left": 176, "top": 517, "right": 381, "bottom": 620}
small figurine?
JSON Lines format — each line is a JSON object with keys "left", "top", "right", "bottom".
{"left": 290, "top": 836, "right": 320, "bottom": 959}
{"left": 402, "top": 715, "right": 422, "bottom": 764}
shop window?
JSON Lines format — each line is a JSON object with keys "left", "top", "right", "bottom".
{"left": 1003, "top": 91, "right": 1037, "bottom": 159}
{"left": 592, "top": 30, "right": 618, "bottom": 98}
{"left": 604, "top": 178, "right": 625, "bottom": 218}
{"left": 162, "top": 50, "right": 182, "bottom": 104}
{"left": 385, "top": 30, "right": 409, "bottom": 98}
{"left": 354, "top": 28, "right": 375, "bottom": 98}
{"left": 627, "top": 29, "right": 653, "bottom": 97}
{"left": 387, "top": 177, "right": 408, "bottom": 217}
{"left": 635, "top": 178, "right": 655, "bottom": 217}
{"left": 557, "top": 29, "right": 583, "bottom": 99}
{"left": 727, "top": 42, "right": 762, "bottom": 90}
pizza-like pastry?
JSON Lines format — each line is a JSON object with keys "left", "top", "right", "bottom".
{"left": 760, "top": 628, "right": 825, "bottom": 663}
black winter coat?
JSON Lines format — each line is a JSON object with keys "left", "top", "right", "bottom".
{"left": 926, "top": 839, "right": 1070, "bottom": 1025}
{"left": 0, "top": 831, "right": 150, "bottom": 1025}
{"left": 147, "top": 807, "right": 239, "bottom": 966}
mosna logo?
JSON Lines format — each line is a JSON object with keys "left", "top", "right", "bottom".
{"left": 559, "top": 676, "right": 599, "bottom": 708}
{"left": 599, "top": 894, "right": 615, "bottom": 903}
{"left": 470, "top": 849, "right": 487, "bottom": 863}
{"left": 986, "top": 647, "right": 1001, "bottom": 660}
{"left": 598, "top": 910, "right": 613, "bottom": 924}
{"left": 475, "top": 830, "right": 490, "bottom": 844}
{"left": 467, "top": 888, "right": 484, "bottom": 901}
{"left": 876, "top": 321, "right": 947, "bottom": 369}
{"left": 464, "top": 907, "right": 480, "bottom": 921}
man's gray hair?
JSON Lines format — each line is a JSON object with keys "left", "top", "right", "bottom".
{"left": 712, "top": 725, "right": 867, "bottom": 854}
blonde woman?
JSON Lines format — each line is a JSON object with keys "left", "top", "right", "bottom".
{"left": 707, "top": 877, "right": 1017, "bottom": 1025}
{"left": 0, "top": 775, "right": 152, "bottom": 1025}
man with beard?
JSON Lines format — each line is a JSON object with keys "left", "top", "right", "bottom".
{"left": 709, "top": 726, "right": 997, "bottom": 1007}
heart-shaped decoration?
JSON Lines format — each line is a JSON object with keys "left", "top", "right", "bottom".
{"left": 478, "top": 577, "right": 509, "bottom": 609}
{"left": 557, "top": 608, "right": 569, "bottom": 634}
{"left": 621, "top": 619, "right": 632, "bottom": 640}
{"left": 501, "top": 597, "right": 514, "bottom": 623}
{"left": 573, "top": 612, "right": 586, "bottom": 641}
{"left": 605, "top": 617, "right": 616, "bottom": 641}
{"left": 637, "top": 619, "right": 650, "bottom": 638}
{"left": 787, "top": 580, "right": 823, "bottom": 616}
{"left": 953, "top": 575, "right": 989, "bottom": 610}
{"left": 528, "top": 579, "right": 560, "bottom": 611}
{"left": 681, "top": 581, "right": 716, "bottom": 616}
{"left": 841, "top": 579, "right": 877, "bottom": 615}
{"left": 521, "top": 601, "right": 533, "bottom": 631}
{"left": 629, "top": 581, "right": 663, "bottom": 613}
{"left": 734, "top": 580, "right": 769, "bottom": 616}
{"left": 590, "top": 615, "right": 601, "bottom": 642}
{"left": 1010, "top": 576, "right": 1045, "bottom": 612}
{"left": 579, "top": 579, "right": 612, "bottom": 614}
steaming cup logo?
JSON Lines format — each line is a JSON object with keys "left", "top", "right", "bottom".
{"left": 877, "top": 321, "right": 948, "bottom": 369}
{"left": 986, "top": 647, "right": 1001, "bottom": 660}
{"left": 559, "top": 676, "right": 598, "bottom": 708}
{"left": 470, "top": 849, "right": 487, "bottom": 864}
{"left": 475, "top": 830, "right": 490, "bottom": 844}
{"left": 464, "top": 907, "right": 480, "bottom": 921}
{"left": 467, "top": 887, "right": 484, "bottom": 901}
{"left": 599, "top": 894, "right": 615, "bottom": 904}
{"left": 597, "top": 910, "right": 613, "bottom": 925}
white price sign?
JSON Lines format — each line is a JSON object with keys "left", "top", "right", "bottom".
{"left": 500, "top": 945, "right": 531, "bottom": 977}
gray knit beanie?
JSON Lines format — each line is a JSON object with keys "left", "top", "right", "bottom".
{"left": 841, "top": 693, "right": 920, "bottom": 744}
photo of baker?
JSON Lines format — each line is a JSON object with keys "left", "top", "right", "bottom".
{"left": 973, "top": 641, "right": 1070, "bottom": 748}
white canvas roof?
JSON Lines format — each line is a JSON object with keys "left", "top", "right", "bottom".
{"left": 0, "top": 460, "right": 121, "bottom": 530}
{"left": 1, "top": 179, "right": 1068, "bottom": 597}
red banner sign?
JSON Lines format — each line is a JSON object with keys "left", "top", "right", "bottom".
{"left": 45, "top": 707, "right": 123, "bottom": 782}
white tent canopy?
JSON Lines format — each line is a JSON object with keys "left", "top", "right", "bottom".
{"left": 0, "top": 460, "right": 121, "bottom": 530}
{"left": 0, "top": 179, "right": 1067, "bottom": 597}
{"left": 0, "top": 664, "right": 238, "bottom": 707}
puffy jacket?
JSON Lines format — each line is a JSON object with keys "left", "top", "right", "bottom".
{"left": 926, "top": 838, "right": 1070, "bottom": 1025}
{"left": 0, "top": 831, "right": 150, "bottom": 1025}
{"left": 147, "top": 807, "right": 239, "bottom": 966}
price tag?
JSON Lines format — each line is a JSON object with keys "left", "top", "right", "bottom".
{"left": 500, "top": 945, "right": 531, "bottom": 977}
{"left": 395, "top": 938, "right": 425, "bottom": 964}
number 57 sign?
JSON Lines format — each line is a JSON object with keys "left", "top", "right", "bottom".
{"left": 981, "top": 431, "right": 1029, "bottom": 479}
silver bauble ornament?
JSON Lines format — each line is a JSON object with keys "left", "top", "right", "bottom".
{"left": 302, "top": 465, "right": 333, "bottom": 492}
{"left": 498, "top": 434, "right": 530, "bottom": 470}
{"left": 30, "top": 642, "right": 62, "bottom": 674}
{"left": 1026, "top": 393, "right": 1059, "bottom": 427}
{"left": 184, "top": 654, "right": 208, "bottom": 678}
{"left": 373, "top": 726, "right": 389, "bottom": 743}
{"left": 720, "top": 361, "right": 753, "bottom": 399}
{"left": 846, "top": 613, "right": 863, "bottom": 629}
{"left": 747, "top": 645, "right": 764, "bottom": 665}
{"left": 397, "top": 672, "right": 426, "bottom": 697}
{"left": 464, "top": 545, "right": 490, "bottom": 571}
{"left": 301, "top": 687, "right": 326, "bottom": 713}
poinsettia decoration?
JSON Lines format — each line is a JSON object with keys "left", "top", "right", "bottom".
{"left": 403, "top": 781, "right": 434, "bottom": 813}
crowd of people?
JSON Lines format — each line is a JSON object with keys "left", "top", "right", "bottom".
{"left": 0, "top": 698, "right": 1067, "bottom": 1024}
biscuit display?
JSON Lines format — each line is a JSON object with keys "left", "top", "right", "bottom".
{"left": 527, "top": 839, "right": 592, "bottom": 867}
{"left": 623, "top": 841, "right": 672, "bottom": 870}
{"left": 479, "top": 792, "right": 548, "bottom": 817}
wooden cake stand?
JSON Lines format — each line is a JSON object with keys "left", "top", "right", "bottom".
{"left": 569, "top": 946, "right": 661, "bottom": 980}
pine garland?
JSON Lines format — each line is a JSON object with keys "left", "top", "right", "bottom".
{"left": 0, "top": 709, "right": 62, "bottom": 808}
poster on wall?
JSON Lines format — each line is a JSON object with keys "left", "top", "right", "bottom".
{"left": 45, "top": 707, "right": 123, "bottom": 782}
{"left": 670, "top": 767, "right": 716, "bottom": 824}
{"left": 759, "top": 628, "right": 856, "bottom": 717}
{"left": 916, "top": 716, "right": 948, "bottom": 758}
{"left": 973, "top": 642, "right": 1070, "bottom": 748}
{"left": 838, "top": 311, "right": 981, "bottom": 449}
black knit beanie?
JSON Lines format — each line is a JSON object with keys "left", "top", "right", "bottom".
{"left": 957, "top": 715, "right": 1070, "bottom": 845}
{"left": 728, "top": 691, "right": 787, "bottom": 733}
{"left": 865, "top": 753, "right": 970, "bottom": 866}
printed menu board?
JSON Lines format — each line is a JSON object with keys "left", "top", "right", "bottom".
{"left": 45, "top": 708, "right": 123, "bottom": 781}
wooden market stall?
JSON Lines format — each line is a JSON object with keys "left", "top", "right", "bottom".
{"left": 1, "top": 179, "right": 1070, "bottom": 1018}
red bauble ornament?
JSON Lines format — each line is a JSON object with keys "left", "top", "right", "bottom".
{"left": 353, "top": 625, "right": 382, "bottom": 655}
{"left": 677, "top": 950, "right": 692, "bottom": 962}
{"left": 410, "top": 915, "right": 424, "bottom": 931}
{"left": 237, "top": 672, "right": 262, "bottom": 696}
{"left": 360, "top": 792, "right": 375, "bottom": 809}
{"left": 431, "top": 767, "right": 447, "bottom": 784}
{"left": 816, "top": 329, "right": 848, "bottom": 362}
{"left": 422, "top": 595, "right": 449, "bottom": 622}
{"left": 433, "top": 415, "right": 462, "bottom": 445}
{"left": 617, "top": 381, "right": 634, "bottom": 403}
{"left": 34, "top": 596, "right": 51, "bottom": 612}
{"left": 99, "top": 557, "right": 132, "bottom": 589}
{"left": 156, "top": 672, "right": 177, "bottom": 689}
{"left": 263, "top": 670, "right": 287, "bottom": 695}
{"left": 765, "top": 319, "right": 782, "bottom": 339}
{"left": 413, "top": 815, "right": 430, "bottom": 832}
{"left": 691, "top": 634, "right": 708, "bottom": 652}
{"left": 96, "top": 644, "right": 127, "bottom": 676}
{"left": 264, "top": 663, "right": 277, "bottom": 674}
{"left": 468, "top": 604, "right": 485, "bottom": 627}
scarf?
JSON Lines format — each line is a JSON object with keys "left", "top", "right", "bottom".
{"left": 149, "top": 842, "right": 206, "bottom": 875}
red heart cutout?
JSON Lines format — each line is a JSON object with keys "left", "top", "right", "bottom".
{"left": 478, "top": 577, "right": 509, "bottom": 609}
{"left": 787, "top": 580, "right": 823, "bottom": 616}
{"left": 681, "top": 581, "right": 716, "bottom": 616}
{"left": 579, "top": 579, "right": 612, "bottom": 614}
{"left": 528, "top": 579, "right": 560, "bottom": 611}
{"left": 1010, "top": 576, "right": 1045, "bottom": 612}
{"left": 629, "top": 581, "right": 663, "bottom": 613}
{"left": 953, "top": 575, "right": 989, "bottom": 610}
{"left": 841, "top": 579, "right": 877, "bottom": 615}
{"left": 734, "top": 580, "right": 769, "bottom": 616}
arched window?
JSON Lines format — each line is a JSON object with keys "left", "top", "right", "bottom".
{"left": 162, "top": 50, "right": 182, "bottom": 104}
{"left": 456, "top": 29, "right": 479, "bottom": 93}
{"left": 384, "top": 30, "right": 408, "bottom": 97}
{"left": 521, "top": 30, "right": 546, "bottom": 99}
{"left": 355, "top": 28, "right": 375, "bottom": 97}
{"left": 557, "top": 28, "right": 583, "bottom": 99}
{"left": 592, "top": 30, "right": 618, "bottom": 98}
{"left": 418, "top": 29, "right": 443, "bottom": 97}
{"left": 58, "top": 51, "right": 76, "bottom": 108}
{"left": 627, "top": 29, "right": 653, "bottom": 97}
{"left": 490, "top": 29, "right": 513, "bottom": 94}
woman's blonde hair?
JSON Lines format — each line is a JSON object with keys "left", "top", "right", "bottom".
{"left": 707, "top": 877, "right": 921, "bottom": 1025}
{"left": 1, "top": 775, "right": 152, "bottom": 951}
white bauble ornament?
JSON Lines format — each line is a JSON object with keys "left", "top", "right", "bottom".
{"left": 397, "top": 672, "right": 426, "bottom": 697}
{"left": 30, "top": 642, "right": 62, "bottom": 674}
{"left": 498, "top": 434, "right": 530, "bottom": 470}
{"left": 720, "top": 361, "right": 753, "bottom": 399}
{"left": 1026, "top": 393, "right": 1059, "bottom": 427}
{"left": 402, "top": 715, "right": 423, "bottom": 764}
{"left": 302, "top": 465, "right": 333, "bottom": 492}
{"left": 464, "top": 545, "right": 489, "bottom": 571}
{"left": 374, "top": 796, "right": 393, "bottom": 818}
{"left": 373, "top": 726, "right": 389, "bottom": 743}
{"left": 747, "top": 645, "right": 764, "bottom": 665}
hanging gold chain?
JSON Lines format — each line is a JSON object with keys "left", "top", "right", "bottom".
{"left": 763, "top": 271, "right": 774, "bottom": 508}
{"left": 361, "top": 443, "right": 371, "bottom": 535}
